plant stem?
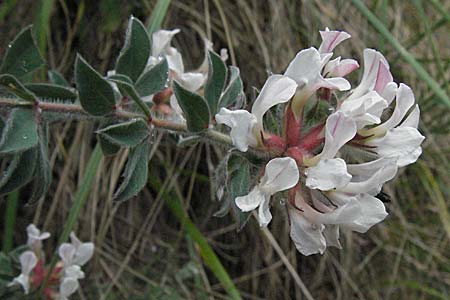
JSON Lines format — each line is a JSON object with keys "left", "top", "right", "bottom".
{"left": 37, "top": 144, "right": 103, "bottom": 298}
{"left": 2, "top": 190, "right": 19, "bottom": 253}
{"left": 0, "top": 97, "right": 278, "bottom": 159}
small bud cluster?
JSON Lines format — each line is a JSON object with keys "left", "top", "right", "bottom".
{"left": 8, "top": 224, "right": 94, "bottom": 299}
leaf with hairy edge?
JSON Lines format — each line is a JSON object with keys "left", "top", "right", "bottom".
{"left": 114, "top": 141, "right": 150, "bottom": 202}
{"left": 108, "top": 75, "right": 151, "bottom": 116}
{"left": 135, "top": 59, "right": 169, "bottom": 97}
{"left": 97, "top": 119, "right": 149, "bottom": 147}
{"left": 25, "top": 83, "right": 77, "bottom": 102}
{"left": 98, "top": 135, "right": 121, "bottom": 156}
{"left": 28, "top": 125, "right": 52, "bottom": 204}
{"left": 204, "top": 50, "right": 227, "bottom": 115}
{"left": 173, "top": 81, "right": 210, "bottom": 133}
{"left": 0, "top": 108, "right": 38, "bottom": 155}
{"left": 115, "top": 16, "right": 150, "bottom": 82}
{"left": 0, "top": 74, "right": 35, "bottom": 101}
{"left": 47, "top": 70, "right": 70, "bottom": 87}
{"left": 214, "top": 153, "right": 256, "bottom": 231}
{"left": 75, "top": 55, "right": 116, "bottom": 116}
{"left": 0, "top": 26, "right": 45, "bottom": 78}
{"left": 218, "top": 66, "right": 244, "bottom": 109}
{"left": 0, "top": 148, "right": 38, "bottom": 196}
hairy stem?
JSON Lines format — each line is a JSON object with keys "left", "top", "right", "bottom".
{"left": 0, "top": 97, "right": 279, "bottom": 159}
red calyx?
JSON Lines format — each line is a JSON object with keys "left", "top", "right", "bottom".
{"left": 153, "top": 87, "right": 173, "bottom": 105}
{"left": 286, "top": 146, "right": 306, "bottom": 166}
{"left": 285, "top": 103, "right": 303, "bottom": 147}
{"left": 262, "top": 133, "right": 286, "bottom": 152}
{"left": 298, "top": 123, "right": 325, "bottom": 151}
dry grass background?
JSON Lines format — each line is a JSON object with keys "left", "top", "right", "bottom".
{"left": 0, "top": 0, "right": 449, "bottom": 299}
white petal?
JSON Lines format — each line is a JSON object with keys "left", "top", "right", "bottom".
{"left": 341, "top": 159, "right": 398, "bottom": 195}
{"left": 340, "top": 91, "right": 388, "bottom": 129}
{"left": 325, "top": 58, "right": 359, "bottom": 77}
{"left": 215, "top": 108, "right": 258, "bottom": 152}
{"left": 235, "top": 186, "right": 265, "bottom": 212}
{"left": 320, "top": 77, "right": 351, "bottom": 91}
{"left": 320, "top": 111, "right": 357, "bottom": 159}
{"left": 169, "top": 94, "right": 184, "bottom": 119}
{"left": 19, "top": 251, "right": 38, "bottom": 275}
{"left": 60, "top": 277, "right": 80, "bottom": 298}
{"left": 306, "top": 158, "right": 351, "bottom": 191}
{"left": 178, "top": 72, "right": 206, "bottom": 92}
{"left": 374, "top": 83, "right": 416, "bottom": 132}
{"left": 285, "top": 48, "right": 323, "bottom": 86}
{"left": 74, "top": 243, "right": 94, "bottom": 266}
{"left": 323, "top": 225, "right": 342, "bottom": 249}
{"left": 166, "top": 47, "right": 184, "bottom": 75}
{"left": 401, "top": 104, "right": 420, "bottom": 129}
{"left": 151, "top": 29, "right": 180, "bottom": 57}
{"left": 342, "top": 193, "right": 388, "bottom": 233}
{"left": 289, "top": 209, "right": 326, "bottom": 256}
{"left": 251, "top": 75, "right": 297, "bottom": 125}
{"left": 260, "top": 157, "right": 299, "bottom": 194}
{"left": 64, "top": 265, "right": 85, "bottom": 280}
{"left": 9, "top": 274, "right": 30, "bottom": 294}
{"left": 350, "top": 49, "right": 392, "bottom": 99}
{"left": 257, "top": 194, "right": 273, "bottom": 227}
{"left": 368, "top": 127, "right": 424, "bottom": 167}
{"left": 58, "top": 243, "right": 76, "bottom": 266}
{"left": 318, "top": 29, "right": 351, "bottom": 53}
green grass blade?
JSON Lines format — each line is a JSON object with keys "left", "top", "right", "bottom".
{"left": 148, "top": 177, "right": 242, "bottom": 300}
{"left": 350, "top": 0, "right": 450, "bottom": 107}
{"left": 38, "top": 144, "right": 103, "bottom": 298}
{"left": 2, "top": 190, "right": 19, "bottom": 253}
{"left": 0, "top": 0, "right": 17, "bottom": 24}
{"left": 146, "top": 0, "right": 171, "bottom": 35}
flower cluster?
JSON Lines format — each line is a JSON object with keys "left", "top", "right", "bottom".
{"left": 214, "top": 28, "right": 425, "bottom": 255}
{"left": 8, "top": 224, "right": 94, "bottom": 299}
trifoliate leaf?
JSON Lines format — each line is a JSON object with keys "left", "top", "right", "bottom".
{"left": 115, "top": 16, "right": 150, "bottom": 82}
{"left": 204, "top": 50, "right": 227, "bottom": 115}
{"left": 0, "top": 147, "right": 38, "bottom": 196}
{"left": 135, "top": 59, "right": 169, "bottom": 97}
{"left": 218, "top": 66, "right": 244, "bottom": 109}
{"left": 173, "top": 81, "right": 210, "bottom": 133}
{"left": 25, "top": 83, "right": 77, "bottom": 102}
{"left": 0, "top": 108, "right": 38, "bottom": 155}
{"left": 97, "top": 119, "right": 149, "bottom": 147}
{"left": 0, "top": 74, "right": 35, "bottom": 101}
{"left": 0, "top": 26, "right": 45, "bottom": 78}
{"left": 113, "top": 141, "right": 150, "bottom": 202}
{"left": 47, "top": 70, "right": 70, "bottom": 87}
{"left": 75, "top": 54, "right": 116, "bottom": 116}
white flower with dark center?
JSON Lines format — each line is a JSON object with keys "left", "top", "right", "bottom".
{"left": 216, "top": 75, "right": 297, "bottom": 152}
{"left": 235, "top": 157, "right": 299, "bottom": 227}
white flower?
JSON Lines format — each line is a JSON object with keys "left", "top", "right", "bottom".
{"left": 59, "top": 277, "right": 80, "bottom": 300}
{"left": 318, "top": 28, "right": 351, "bottom": 54}
{"left": 26, "top": 224, "right": 50, "bottom": 252}
{"left": 58, "top": 232, "right": 94, "bottom": 268}
{"left": 216, "top": 75, "right": 297, "bottom": 152}
{"left": 8, "top": 251, "right": 37, "bottom": 294}
{"left": 235, "top": 157, "right": 299, "bottom": 227}
{"left": 363, "top": 84, "right": 425, "bottom": 167}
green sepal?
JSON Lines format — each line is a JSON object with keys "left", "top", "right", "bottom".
{"left": 0, "top": 74, "right": 35, "bottom": 101}
{"left": 115, "top": 16, "right": 151, "bottom": 82}
{"left": 204, "top": 50, "right": 227, "bottom": 115}
{"left": 96, "top": 119, "right": 149, "bottom": 147}
{"left": 173, "top": 81, "right": 210, "bottom": 133}
{"left": 0, "top": 26, "right": 45, "bottom": 78}
{"left": 0, "top": 108, "right": 38, "bottom": 155}
{"left": 75, "top": 54, "right": 116, "bottom": 116}
{"left": 113, "top": 140, "right": 150, "bottom": 202}
{"left": 135, "top": 59, "right": 169, "bottom": 97}
{"left": 25, "top": 83, "right": 77, "bottom": 102}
